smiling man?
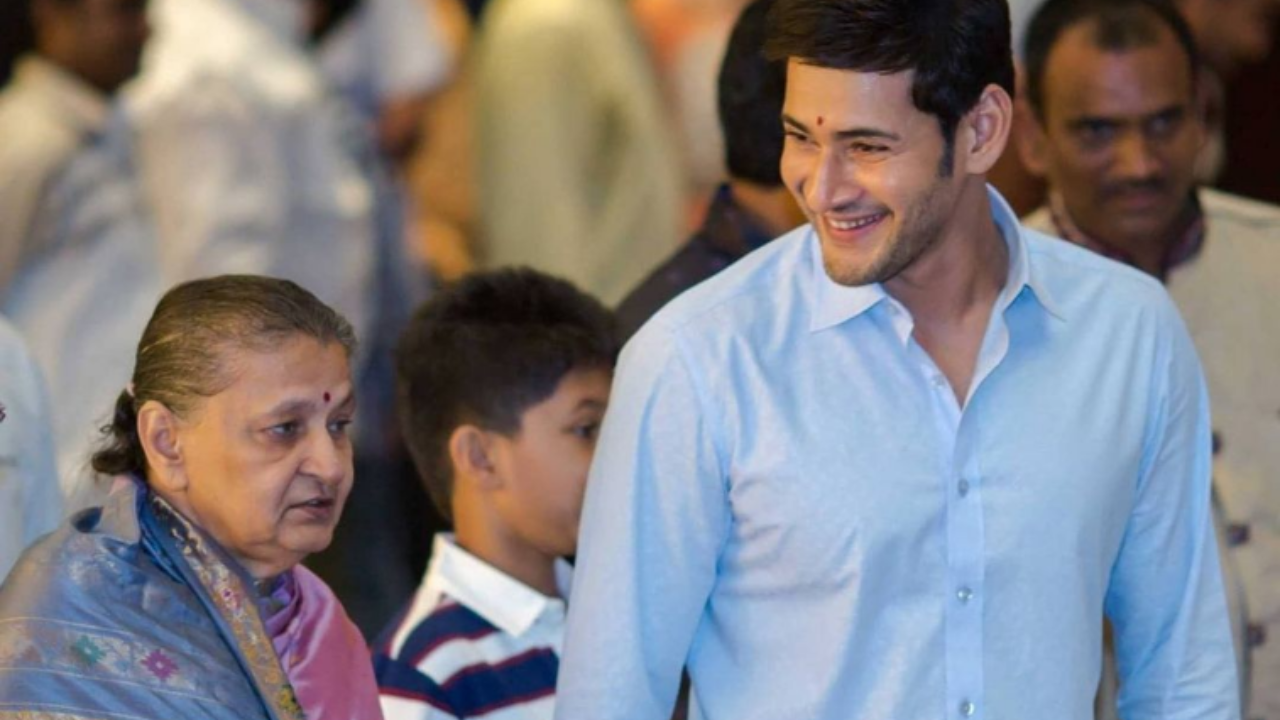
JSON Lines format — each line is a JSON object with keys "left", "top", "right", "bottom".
{"left": 1019, "top": 2, "right": 1280, "bottom": 718}
{"left": 554, "top": 1, "right": 1238, "bottom": 719}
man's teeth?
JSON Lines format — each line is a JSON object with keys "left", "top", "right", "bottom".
{"left": 830, "top": 214, "right": 884, "bottom": 230}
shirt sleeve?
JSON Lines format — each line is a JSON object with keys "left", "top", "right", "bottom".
{"left": 555, "top": 324, "right": 730, "bottom": 720}
{"left": 362, "top": 0, "right": 453, "bottom": 99}
{"left": 0, "top": 130, "right": 67, "bottom": 296}
{"left": 1104, "top": 294, "right": 1240, "bottom": 720}
{"left": 0, "top": 321, "right": 61, "bottom": 578}
{"left": 19, "top": 347, "right": 61, "bottom": 544}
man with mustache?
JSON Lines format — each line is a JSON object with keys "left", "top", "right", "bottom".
{"left": 1018, "top": 2, "right": 1280, "bottom": 718}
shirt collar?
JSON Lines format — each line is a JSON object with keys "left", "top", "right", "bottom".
{"left": 15, "top": 56, "right": 113, "bottom": 137}
{"left": 429, "top": 534, "right": 571, "bottom": 639}
{"left": 1045, "top": 189, "right": 1205, "bottom": 282}
{"left": 809, "top": 185, "right": 1062, "bottom": 333}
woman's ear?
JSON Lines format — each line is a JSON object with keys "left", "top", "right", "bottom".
{"left": 137, "top": 400, "right": 187, "bottom": 493}
{"left": 449, "top": 424, "right": 503, "bottom": 492}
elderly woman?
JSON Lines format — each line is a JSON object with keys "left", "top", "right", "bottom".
{"left": 0, "top": 276, "right": 382, "bottom": 719}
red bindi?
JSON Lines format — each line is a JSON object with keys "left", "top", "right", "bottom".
{"left": 817, "top": 116, "right": 824, "bottom": 126}
{"left": 323, "top": 392, "right": 331, "bottom": 404}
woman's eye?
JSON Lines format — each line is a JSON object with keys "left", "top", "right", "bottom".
{"left": 268, "top": 420, "right": 301, "bottom": 438}
{"left": 327, "top": 418, "right": 354, "bottom": 436}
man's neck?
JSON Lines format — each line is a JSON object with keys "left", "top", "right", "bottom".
{"left": 885, "top": 182, "right": 1009, "bottom": 406}
{"left": 886, "top": 183, "right": 1009, "bottom": 325}
{"left": 1047, "top": 190, "right": 1204, "bottom": 282}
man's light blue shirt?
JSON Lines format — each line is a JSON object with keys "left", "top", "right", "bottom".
{"left": 556, "top": 188, "right": 1238, "bottom": 720}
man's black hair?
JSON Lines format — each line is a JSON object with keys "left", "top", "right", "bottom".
{"left": 719, "top": 0, "right": 788, "bottom": 186}
{"left": 764, "top": 0, "right": 1016, "bottom": 171}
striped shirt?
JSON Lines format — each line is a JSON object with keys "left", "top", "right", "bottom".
{"left": 375, "top": 534, "right": 571, "bottom": 720}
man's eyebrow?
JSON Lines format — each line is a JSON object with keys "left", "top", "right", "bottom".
{"left": 782, "top": 113, "right": 902, "bottom": 142}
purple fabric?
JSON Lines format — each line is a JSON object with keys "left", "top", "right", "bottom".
{"left": 265, "top": 565, "right": 384, "bottom": 720}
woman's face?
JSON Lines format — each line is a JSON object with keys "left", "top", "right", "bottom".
{"left": 167, "top": 335, "right": 355, "bottom": 579}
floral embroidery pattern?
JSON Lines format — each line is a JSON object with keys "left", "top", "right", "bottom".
{"left": 0, "top": 619, "right": 199, "bottom": 693}
{"left": 141, "top": 648, "right": 178, "bottom": 681}
{"left": 71, "top": 635, "right": 106, "bottom": 667}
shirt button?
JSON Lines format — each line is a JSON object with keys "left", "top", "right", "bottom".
{"left": 1227, "top": 523, "right": 1250, "bottom": 547}
{"left": 1248, "top": 623, "right": 1267, "bottom": 648}
{"left": 932, "top": 375, "right": 947, "bottom": 388}
{"left": 960, "top": 700, "right": 976, "bottom": 716}
{"left": 957, "top": 586, "right": 974, "bottom": 603}
{"left": 958, "top": 479, "right": 971, "bottom": 497}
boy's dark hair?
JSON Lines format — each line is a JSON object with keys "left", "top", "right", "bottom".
{"left": 719, "top": 0, "right": 787, "bottom": 186}
{"left": 396, "top": 268, "right": 617, "bottom": 522}
{"left": 1024, "top": 0, "right": 1199, "bottom": 121}
{"left": 763, "top": 0, "right": 1015, "bottom": 173}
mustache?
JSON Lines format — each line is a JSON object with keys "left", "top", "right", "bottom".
{"left": 1100, "top": 177, "right": 1169, "bottom": 199}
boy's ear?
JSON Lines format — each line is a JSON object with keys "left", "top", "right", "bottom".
{"left": 449, "top": 424, "right": 503, "bottom": 492}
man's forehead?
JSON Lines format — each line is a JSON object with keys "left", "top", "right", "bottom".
{"left": 1043, "top": 24, "right": 1194, "bottom": 118}
{"left": 782, "top": 61, "right": 918, "bottom": 113}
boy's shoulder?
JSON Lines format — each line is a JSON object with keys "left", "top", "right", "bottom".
{"left": 375, "top": 594, "right": 561, "bottom": 717}
{"left": 376, "top": 596, "right": 502, "bottom": 671}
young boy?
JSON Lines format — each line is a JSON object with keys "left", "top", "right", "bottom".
{"left": 374, "top": 268, "right": 617, "bottom": 720}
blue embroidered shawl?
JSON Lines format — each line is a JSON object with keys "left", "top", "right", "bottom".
{"left": 0, "top": 480, "right": 306, "bottom": 718}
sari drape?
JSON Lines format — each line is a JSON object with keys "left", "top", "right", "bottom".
{"left": 0, "top": 478, "right": 380, "bottom": 719}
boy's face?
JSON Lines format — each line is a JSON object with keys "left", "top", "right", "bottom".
{"left": 490, "top": 367, "right": 612, "bottom": 559}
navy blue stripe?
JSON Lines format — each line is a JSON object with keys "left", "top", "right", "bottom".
{"left": 441, "top": 647, "right": 559, "bottom": 717}
{"left": 372, "top": 601, "right": 414, "bottom": 656}
{"left": 397, "top": 602, "right": 499, "bottom": 665}
{"left": 374, "top": 654, "right": 457, "bottom": 714}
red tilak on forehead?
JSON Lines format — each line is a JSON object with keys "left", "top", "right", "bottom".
{"left": 817, "top": 116, "right": 824, "bottom": 126}
{"left": 323, "top": 392, "right": 331, "bottom": 404}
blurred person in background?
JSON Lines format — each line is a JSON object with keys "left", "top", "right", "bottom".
{"left": 632, "top": 0, "right": 752, "bottom": 211}
{"left": 312, "top": 0, "right": 453, "bottom": 170}
{"left": 1018, "top": 2, "right": 1280, "bottom": 717}
{"left": 994, "top": 0, "right": 1280, "bottom": 215}
{"left": 0, "top": 0, "right": 161, "bottom": 509}
{"left": 616, "top": 0, "right": 803, "bottom": 341}
{"left": 472, "top": 0, "right": 685, "bottom": 306}
{"left": 127, "top": 0, "right": 380, "bottom": 350}
{"left": 0, "top": 317, "right": 61, "bottom": 583}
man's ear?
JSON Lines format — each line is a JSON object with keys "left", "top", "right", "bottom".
{"left": 449, "top": 424, "right": 503, "bottom": 492}
{"left": 1013, "top": 97, "right": 1051, "bottom": 179}
{"left": 137, "top": 400, "right": 187, "bottom": 493}
{"left": 959, "top": 83, "right": 1015, "bottom": 176}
